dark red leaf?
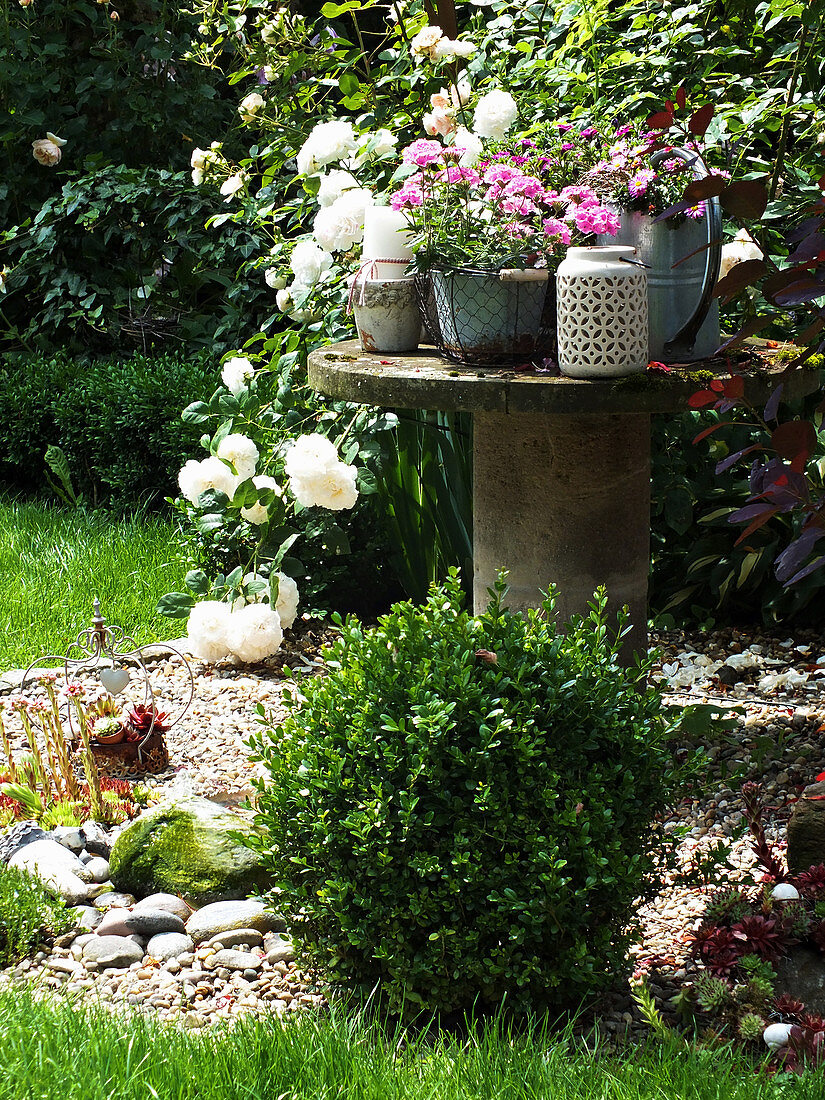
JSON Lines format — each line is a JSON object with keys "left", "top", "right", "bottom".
{"left": 716, "top": 444, "right": 762, "bottom": 474}
{"left": 675, "top": 86, "right": 687, "bottom": 110}
{"left": 764, "top": 268, "right": 806, "bottom": 302}
{"left": 786, "top": 215, "right": 825, "bottom": 244}
{"left": 798, "top": 317, "right": 825, "bottom": 344}
{"left": 647, "top": 108, "right": 675, "bottom": 129}
{"left": 683, "top": 175, "right": 728, "bottom": 203}
{"left": 665, "top": 99, "right": 676, "bottom": 115}
{"left": 720, "top": 180, "right": 769, "bottom": 220}
{"left": 787, "top": 555, "right": 825, "bottom": 586}
{"left": 771, "top": 420, "right": 817, "bottom": 462}
{"left": 710, "top": 379, "right": 724, "bottom": 392}
{"left": 788, "top": 232, "right": 825, "bottom": 263}
{"left": 689, "top": 103, "right": 714, "bottom": 137}
{"left": 764, "top": 384, "right": 784, "bottom": 422}
{"left": 774, "top": 278, "right": 825, "bottom": 307}
{"left": 734, "top": 507, "right": 781, "bottom": 544}
{"left": 713, "top": 259, "right": 768, "bottom": 303}
{"left": 818, "top": 172, "right": 825, "bottom": 192}
{"left": 688, "top": 390, "right": 720, "bottom": 408}
{"left": 723, "top": 376, "right": 745, "bottom": 400}
{"left": 693, "top": 421, "right": 734, "bottom": 444}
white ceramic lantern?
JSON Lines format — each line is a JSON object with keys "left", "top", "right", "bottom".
{"left": 555, "top": 245, "right": 649, "bottom": 378}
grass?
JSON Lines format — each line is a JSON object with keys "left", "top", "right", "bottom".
{"left": 0, "top": 494, "right": 188, "bottom": 671}
{"left": 0, "top": 988, "right": 816, "bottom": 1100}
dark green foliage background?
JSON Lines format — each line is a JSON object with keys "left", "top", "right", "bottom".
{"left": 247, "top": 574, "right": 699, "bottom": 1016}
{"left": 0, "top": 351, "right": 214, "bottom": 508}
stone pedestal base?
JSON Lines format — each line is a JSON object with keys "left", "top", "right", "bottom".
{"left": 472, "top": 411, "right": 651, "bottom": 657}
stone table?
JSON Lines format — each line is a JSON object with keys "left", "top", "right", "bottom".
{"left": 308, "top": 340, "right": 818, "bottom": 655}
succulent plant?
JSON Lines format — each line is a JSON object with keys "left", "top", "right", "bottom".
{"left": 124, "top": 703, "right": 170, "bottom": 743}
{"left": 738, "top": 1012, "right": 766, "bottom": 1042}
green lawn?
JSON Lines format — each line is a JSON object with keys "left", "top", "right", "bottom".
{"left": 0, "top": 988, "right": 815, "bottom": 1100}
{"left": 0, "top": 495, "right": 187, "bottom": 671}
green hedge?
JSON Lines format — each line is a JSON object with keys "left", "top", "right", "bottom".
{"left": 0, "top": 352, "right": 216, "bottom": 508}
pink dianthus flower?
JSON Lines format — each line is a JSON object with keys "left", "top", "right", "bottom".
{"left": 401, "top": 139, "right": 444, "bottom": 168}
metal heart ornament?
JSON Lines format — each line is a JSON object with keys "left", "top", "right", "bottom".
{"left": 100, "top": 666, "right": 130, "bottom": 695}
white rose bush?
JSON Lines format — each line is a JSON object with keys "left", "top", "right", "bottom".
{"left": 160, "top": 0, "right": 634, "bottom": 627}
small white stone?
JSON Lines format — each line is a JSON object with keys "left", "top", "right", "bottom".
{"left": 763, "top": 1022, "right": 793, "bottom": 1050}
{"left": 771, "top": 883, "right": 800, "bottom": 902}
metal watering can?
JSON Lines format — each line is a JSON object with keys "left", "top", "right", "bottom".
{"left": 597, "top": 147, "right": 723, "bottom": 362}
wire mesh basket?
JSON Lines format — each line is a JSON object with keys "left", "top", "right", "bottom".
{"left": 415, "top": 265, "right": 557, "bottom": 367}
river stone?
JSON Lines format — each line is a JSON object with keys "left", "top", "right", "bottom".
{"left": 146, "top": 932, "right": 194, "bottom": 962}
{"left": 82, "top": 936, "right": 144, "bottom": 969}
{"left": 81, "top": 821, "right": 112, "bottom": 858}
{"left": 204, "top": 949, "right": 262, "bottom": 972}
{"left": 96, "top": 908, "right": 133, "bottom": 937}
{"left": 108, "top": 797, "right": 271, "bottom": 904}
{"left": 265, "top": 935, "right": 294, "bottom": 965}
{"left": 0, "top": 822, "right": 48, "bottom": 864}
{"left": 133, "top": 893, "right": 192, "bottom": 922}
{"left": 70, "top": 905, "right": 103, "bottom": 931}
{"left": 125, "top": 909, "right": 186, "bottom": 937}
{"left": 787, "top": 782, "right": 825, "bottom": 874}
{"left": 51, "top": 827, "right": 84, "bottom": 853}
{"left": 204, "top": 928, "right": 264, "bottom": 950}
{"left": 84, "top": 857, "right": 111, "bottom": 883}
{"left": 185, "top": 900, "right": 284, "bottom": 944}
{"left": 95, "top": 892, "right": 136, "bottom": 911}
{"left": 8, "top": 839, "right": 93, "bottom": 904}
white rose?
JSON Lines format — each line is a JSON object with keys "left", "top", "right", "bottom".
{"left": 32, "top": 138, "right": 62, "bottom": 167}
{"left": 265, "top": 268, "right": 287, "bottom": 290}
{"left": 290, "top": 461, "right": 358, "bottom": 511}
{"left": 290, "top": 239, "right": 333, "bottom": 283}
{"left": 216, "top": 433, "right": 259, "bottom": 481}
{"left": 221, "top": 356, "right": 254, "bottom": 394}
{"left": 273, "top": 572, "right": 299, "bottom": 629}
{"left": 186, "top": 601, "right": 232, "bottom": 662}
{"left": 225, "top": 603, "right": 283, "bottom": 663}
{"left": 0, "top": 268, "right": 8, "bottom": 294}
{"left": 220, "top": 174, "right": 245, "bottom": 200}
{"left": 191, "top": 167, "right": 205, "bottom": 185}
{"left": 317, "top": 169, "right": 359, "bottom": 207}
{"left": 423, "top": 106, "right": 456, "bottom": 138}
{"left": 276, "top": 287, "right": 293, "bottom": 312}
{"left": 284, "top": 433, "right": 340, "bottom": 480}
{"left": 371, "top": 129, "right": 397, "bottom": 157}
{"left": 433, "top": 38, "right": 476, "bottom": 61}
{"left": 240, "top": 474, "right": 282, "bottom": 524}
{"left": 451, "top": 80, "right": 472, "bottom": 108}
{"left": 296, "top": 119, "right": 358, "bottom": 175}
{"left": 454, "top": 127, "right": 484, "bottom": 167}
{"left": 238, "top": 92, "right": 266, "bottom": 122}
{"left": 190, "top": 147, "right": 208, "bottom": 170}
{"left": 472, "top": 89, "right": 518, "bottom": 141}
{"left": 312, "top": 188, "right": 373, "bottom": 253}
{"left": 410, "top": 24, "right": 444, "bottom": 58}
{"left": 178, "top": 456, "right": 238, "bottom": 504}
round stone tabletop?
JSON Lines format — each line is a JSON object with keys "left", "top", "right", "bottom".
{"left": 308, "top": 339, "right": 819, "bottom": 415}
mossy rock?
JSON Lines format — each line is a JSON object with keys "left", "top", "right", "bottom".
{"left": 109, "top": 797, "right": 271, "bottom": 904}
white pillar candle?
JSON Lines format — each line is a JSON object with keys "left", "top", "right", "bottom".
{"left": 362, "top": 205, "right": 414, "bottom": 280}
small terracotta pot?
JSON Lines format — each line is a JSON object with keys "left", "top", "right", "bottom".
{"left": 92, "top": 726, "right": 126, "bottom": 746}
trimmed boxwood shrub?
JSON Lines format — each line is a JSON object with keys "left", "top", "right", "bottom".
{"left": 0, "top": 351, "right": 215, "bottom": 508}
{"left": 247, "top": 572, "right": 702, "bottom": 1016}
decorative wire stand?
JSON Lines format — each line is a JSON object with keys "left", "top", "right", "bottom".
{"left": 22, "top": 599, "right": 193, "bottom": 769}
{"left": 415, "top": 266, "right": 558, "bottom": 367}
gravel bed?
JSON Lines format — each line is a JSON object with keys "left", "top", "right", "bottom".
{"left": 1, "top": 619, "right": 824, "bottom": 1036}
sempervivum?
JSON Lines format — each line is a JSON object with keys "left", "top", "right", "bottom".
{"left": 124, "top": 704, "right": 170, "bottom": 743}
